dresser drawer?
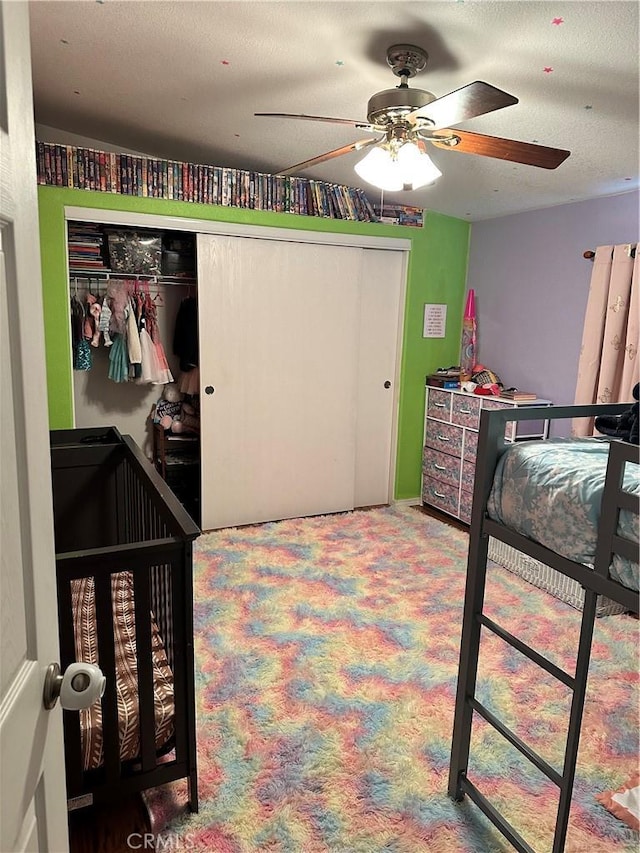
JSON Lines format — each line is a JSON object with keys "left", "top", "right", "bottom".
{"left": 426, "top": 388, "right": 452, "bottom": 422}
{"left": 462, "top": 430, "right": 478, "bottom": 463}
{"left": 423, "top": 447, "right": 461, "bottom": 489}
{"left": 481, "top": 398, "right": 514, "bottom": 413}
{"left": 422, "top": 476, "right": 460, "bottom": 517}
{"left": 425, "top": 419, "right": 464, "bottom": 458}
{"left": 459, "top": 489, "right": 473, "bottom": 525}
{"left": 461, "top": 460, "right": 476, "bottom": 493}
{"left": 481, "top": 398, "right": 516, "bottom": 441}
{"left": 451, "top": 394, "right": 481, "bottom": 429}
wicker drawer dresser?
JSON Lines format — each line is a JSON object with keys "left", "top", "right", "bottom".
{"left": 421, "top": 386, "right": 552, "bottom": 524}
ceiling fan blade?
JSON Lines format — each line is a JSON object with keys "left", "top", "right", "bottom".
{"left": 431, "top": 129, "right": 570, "bottom": 169}
{"left": 256, "top": 112, "right": 375, "bottom": 131}
{"left": 277, "top": 137, "right": 380, "bottom": 177}
{"left": 410, "top": 81, "right": 518, "bottom": 130}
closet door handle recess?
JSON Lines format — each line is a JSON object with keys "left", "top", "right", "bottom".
{"left": 205, "top": 386, "right": 215, "bottom": 395}
{"left": 384, "top": 381, "right": 391, "bottom": 389}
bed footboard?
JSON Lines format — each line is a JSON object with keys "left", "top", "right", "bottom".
{"left": 448, "top": 403, "right": 639, "bottom": 853}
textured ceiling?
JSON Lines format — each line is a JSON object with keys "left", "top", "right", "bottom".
{"left": 29, "top": 0, "right": 639, "bottom": 221}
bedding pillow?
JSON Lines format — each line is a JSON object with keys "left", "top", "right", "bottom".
{"left": 596, "top": 774, "right": 640, "bottom": 830}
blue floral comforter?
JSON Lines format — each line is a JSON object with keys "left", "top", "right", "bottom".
{"left": 487, "top": 437, "right": 639, "bottom": 591}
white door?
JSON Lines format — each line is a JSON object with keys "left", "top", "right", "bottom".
{"left": 198, "top": 235, "right": 361, "bottom": 530}
{"left": 354, "top": 249, "right": 405, "bottom": 507}
{"left": 0, "top": 3, "right": 69, "bottom": 851}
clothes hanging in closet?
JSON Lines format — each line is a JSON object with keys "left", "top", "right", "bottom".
{"left": 173, "top": 296, "right": 198, "bottom": 372}
{"left": 173, "top": 295, "right": 199, "bottom": 394}
{"left": 138, "top": 285, "right": 173, "bottom": 384}
{"left": 71, "top": 279, "right": 174, "bottom": 385}
{"left": 70, "top": 293, "right": 92, "bottom": 371}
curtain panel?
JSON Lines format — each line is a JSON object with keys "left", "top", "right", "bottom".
{"left": 573, "top": 243, "right": 638, "bottom": 436}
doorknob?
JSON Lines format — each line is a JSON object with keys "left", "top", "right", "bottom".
{"left": 43, "top": 662, "right": 106, "bottom": 711}
{"left": 384, "top": 381, "right": 392, "bottom": 389}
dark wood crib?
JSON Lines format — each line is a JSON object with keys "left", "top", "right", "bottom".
{"left": 50, "top": 427, "right": 200, "bottom": 811}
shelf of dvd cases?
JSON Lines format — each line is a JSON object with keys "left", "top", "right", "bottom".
{"left": 36, "top": 141, "right": 378, "bottom": 222}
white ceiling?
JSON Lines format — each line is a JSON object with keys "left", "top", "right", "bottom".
{"left": 29, "top": 0, "right": 639, "bottom": 221}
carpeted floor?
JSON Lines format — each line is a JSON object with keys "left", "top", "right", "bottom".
{"left": 153, "top": 505, "right": 639, "bottom": 852}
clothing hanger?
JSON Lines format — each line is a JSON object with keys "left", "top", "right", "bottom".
{"left": 152, "top": 277, "right": 164, "bottom": 306}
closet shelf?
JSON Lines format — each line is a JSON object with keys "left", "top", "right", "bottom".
{"left": 69, "top": 268, "right": 196, "bottom": 286}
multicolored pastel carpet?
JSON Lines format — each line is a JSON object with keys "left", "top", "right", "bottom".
{"left": 151, "top": 506, "right": 638, "bottom": 852}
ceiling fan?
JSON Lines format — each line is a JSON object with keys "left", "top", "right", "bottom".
{"left": 256, "top": 44, "right": 570, "bottom": 191}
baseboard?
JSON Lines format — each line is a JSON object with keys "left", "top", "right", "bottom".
{"left": 393, "top": 497, "right": 421, "bottom": 507}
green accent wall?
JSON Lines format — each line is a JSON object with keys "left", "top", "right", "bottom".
{"left": 38, "top": 186, "right": 469, "bottom": 500}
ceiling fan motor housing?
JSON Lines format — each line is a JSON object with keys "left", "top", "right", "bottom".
{"left": 386, "top": 44, "right": 429, "bottom": 78}
{"left": 367, "top": 87, "right": 436, "bottom": 126}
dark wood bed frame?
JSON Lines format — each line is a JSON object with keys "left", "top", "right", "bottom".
{"left": 50, "top": 427, "right": 200, "bottom": 811}
{"left": 448, "top": 403, "right": 639, "bottom": 853}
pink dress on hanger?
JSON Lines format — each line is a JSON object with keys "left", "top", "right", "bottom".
{"left": 145, "top": 295, "right": 174, "bottom": 385}
{"left": 138, "top": 318, "right": 165, "bottom": 384}
{"left": 136, "top": 287, "right": 173, "bottom": 385}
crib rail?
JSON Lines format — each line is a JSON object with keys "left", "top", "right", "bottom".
{"left": 50, "top": 427, "right": 199, "bottom": 810}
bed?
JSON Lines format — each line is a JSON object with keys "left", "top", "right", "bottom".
{"left": 447, "top": 402, "right": 639, "bottom": 853}
{"left": 50, "top": 427, "right": 200, "bottom": 810}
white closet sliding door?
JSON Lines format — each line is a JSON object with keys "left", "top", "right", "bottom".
{"left": 198, "top": 235, "right": 361, "bottom": 530}
{"left": 354, "top": 249, "right": 405, "bottom": 507}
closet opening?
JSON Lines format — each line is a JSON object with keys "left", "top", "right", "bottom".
{"left": 62, "top": 205, "right": 410, "bottom": 533}
{"left": 67, "top": 220, "right": 201, "bottom": 526}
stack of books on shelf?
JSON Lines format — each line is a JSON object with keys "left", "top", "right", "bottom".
{"left": 426, "top": 368, "right": 461, "bottom": 389}
{"left": 373, "top": 203, "right": 424, "bottom": 227}
{"left": 35, "top": 141, "right": 378, "bottom": 223}
{"left": 67, "top": 222, "right": 108, "bottom": 271}
{"left": 500, "top": 389, "right": 538, "bottom": 400}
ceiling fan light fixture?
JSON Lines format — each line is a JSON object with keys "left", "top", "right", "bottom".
{"left": 354, "top": 141, "right": 442, "bottom": 192}
{"left": 397, "top": 141, "right": 442, "bottom": 188}
{"left": 354, "top": 145, "right": 403, "bottom": 191}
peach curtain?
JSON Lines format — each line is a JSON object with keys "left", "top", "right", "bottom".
{"left": 573, "top": 243, "right": 638, "bottom": 436}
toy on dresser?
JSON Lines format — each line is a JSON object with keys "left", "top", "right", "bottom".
{"left": 151, "top": 382, "right": 200, "bottom": 434}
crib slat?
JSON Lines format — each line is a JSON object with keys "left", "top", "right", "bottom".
{"left": 114, "top": 458, "right": 128, "bottom": 546}
{"left": 182, "top": 540, "right": 199, "bottom": 813}
{"left": 57, "top": 577, "right": 85, "bottom": 796}
{"left": 170, "top": 557, "right": 187, "bottom": 764}
{"left": 133, "top": 566, "right": 157, "bottom": 772}
{"left": 94, "top": 572, "right": 121, "bottom": 782}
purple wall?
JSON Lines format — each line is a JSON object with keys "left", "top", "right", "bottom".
{"left": 466, "top": 191, "right": 639, "bottom": 429}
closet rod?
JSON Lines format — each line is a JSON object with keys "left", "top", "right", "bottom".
{"left": 70, "top": 283, "right": 167, "bottom": 304}
{"left": 68, "top": 269, "right": 196, "bottom": 285}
